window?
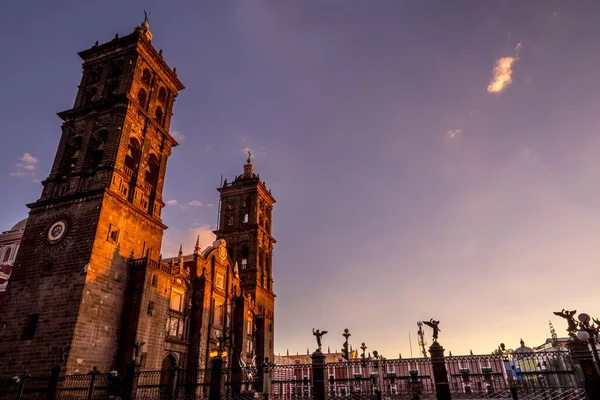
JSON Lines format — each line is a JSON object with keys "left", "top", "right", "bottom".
{"left": 215, "top": 274, "right": 224, "bottom": 288}
{"left": 213, "top": 302, "right": 223, "bottom": 326}
{"left": 151, "top": 274, "right": 158, "bottom": 287}
{"left": 247, "top": 339, "right": 253, "bottom": 353}
{"left": 154, "top": 106, "right": 163, "bottom": 124}
{"left": 144, "top": 153, "right": 159, "bottom": 188}
{"left": 109, "top": 229, "right": 120, "bottom": 244}
{"left": 147, "top": 301, "right": 155, "bottom": 316}
{"left": 158, "top": 87, "right": 167, "bottom": 103}
{"left": 141, "top": 69, "right": 151, "bottom": 85}
{"left": 2, "top": 248, "right": 11, "bottom": 262}
{"left": 22, "top": 314, "right": 39, "bottom": 340}
{"left": 140, "top": 353, "right": 148, "bottom": 368}
{"left": 137, "top": 89, "right": 147, "bottom": 107}
{"left": 243, "top": 214, "right": 249, "bottom": 224}
{"left": 170, "top": 290, "right": 183, "bottom": 312}
{"left": 167, "top": 315, "right": 184, "bottom": 339}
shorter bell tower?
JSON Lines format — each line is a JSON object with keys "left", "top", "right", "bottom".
{"left": 215, "top": 153, "right": 276, "bottom": 363}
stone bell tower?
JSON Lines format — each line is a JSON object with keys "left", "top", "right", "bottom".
{"left": 0, "top": 19, "right": 184, "bottom": 377}
{"left": 215, "top": 153, "right": 276, "bottom": 364}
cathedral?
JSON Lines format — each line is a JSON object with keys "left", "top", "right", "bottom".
{"left": 0, "top": 19, "right": 275, "bottom": 377}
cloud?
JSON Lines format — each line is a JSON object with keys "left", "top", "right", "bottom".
{"left": 240, "top": 146, "right": 267, "bottom": 158}
{"left": 206, "top": 203, "right": 216, "bottom": 208}
{"left": 446, "top": 129, "right": 462, "bottom": 140}
{"left": 188, "top": 200, "right": 203, "bottom": 207}
{"left": 11, "top": 152, "right": 38, "bottom": 177}
{"left": 171, "top": 130, "right": 185, "bottom": 143}
{"left": 487, "top": 43, "right": 522, "bottom": 94}
{"left": 166, "top": 200, "right": 179, "bottom": 206}
{"left": 161, "top": 224, "right": 217, "bottom": 257}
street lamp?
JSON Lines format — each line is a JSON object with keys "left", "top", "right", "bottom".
{"left": 577, "top": 313, "right": 600, "bottom": 373}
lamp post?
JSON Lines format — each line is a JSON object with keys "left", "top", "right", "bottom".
{"left": 577, "top": 313, "right": 600, "bottom": 373}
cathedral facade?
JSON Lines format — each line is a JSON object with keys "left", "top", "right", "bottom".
{"left": 0, "top": 20, "right": 275, "bottom": 378}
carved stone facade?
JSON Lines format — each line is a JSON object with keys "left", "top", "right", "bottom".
{"left": 0, "top": 219, "right": 26, "bottom": 301}
{"left": 0, "top": 20, "right": 273, "bottom": 378}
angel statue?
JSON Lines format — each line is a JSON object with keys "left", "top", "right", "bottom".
{"left": 553, "top": 309, "right": 578, "bottom": 336}
{"left": 423, "top": 319, "right": 441, "bottom": 342}
{"left": 313, "top": 329, "right": 328, "bottom": 351}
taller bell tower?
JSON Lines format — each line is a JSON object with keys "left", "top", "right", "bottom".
{"left": 0, "top": 20, "right": 184, "bottom": 376}
{"left": 215, "top": 153, "right": 276, "bottom": 363}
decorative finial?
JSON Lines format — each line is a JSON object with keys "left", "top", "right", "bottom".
{"left": 470, "top": 349, "right": 474, "bottom": 355}
{"left": 178, "top": 244, "right": 183, "bottom": 258}
{"left": 114, "top": 33, "right": 119, "bottom": 39}
{"left": 143, "top": 9, "right": 149, "bottom": 24}
{"left": 247, "top": 150, "right": 252, "bottom": 164}
{"left": 193, "top": 235, "right": 201, "bottom": 256}
{"left": 159, "top": 49, "right": 163, "bottom": 56}
{"left": 94, "top": 41, "right": 99, "bottom": 46}
{"left": 173, "top": 67, "right": 177, "bottom": 74}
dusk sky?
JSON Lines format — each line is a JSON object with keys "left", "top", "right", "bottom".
{"left": 2, "top": 1, "right": 600, "bottom": 358}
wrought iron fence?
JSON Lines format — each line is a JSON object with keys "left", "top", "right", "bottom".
{"left": 270, "top": 363, "right": 312, "bottom": 400}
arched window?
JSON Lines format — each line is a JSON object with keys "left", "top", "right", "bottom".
{"left": 2, "top": 247, "right": 11, "bottom": 262}
{"left": 141, "top": 69, "right": 151, "bottom": 85}
{"left": 144, "top": 153, "right": 159, "bottom": 188}
{"left": 157, "top": 87, "right": 167, "bottom": 103}
{"left": 125, "top": 138, "right": 141, "bottom": 173}
{"left": 60, "top": 136, "right": 83, "bottom": 175}
{"left": 137, "top": 89, "right": 147, "bottom": 107}
{"left": 87, "top": 130, "right": 107, "bottom": 169}
{"left": 154, "top": 106, "right": 163, "bottom": 124}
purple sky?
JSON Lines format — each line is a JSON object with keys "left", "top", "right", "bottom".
{"left": 2, "top": 1, "right": 600, "bottom": 357}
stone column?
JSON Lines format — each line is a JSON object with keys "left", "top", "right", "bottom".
{"left": 121, "top": 361, "right": 141, "bottom": 400}
{"left": 567, "top": 339, "right": 600, "bottom": 399}
{"left": 429, "top": 342, "right": 451, "bottom": 400}
{"left": 47, "top": 364, "right": 67, "bottom": 400}
{"left": 311, "top": 350, "right": 327, "bottom": 400}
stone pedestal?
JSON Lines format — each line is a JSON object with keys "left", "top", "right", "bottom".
{"left": 429, "top": 342, "right": 451, "bottom": 400}
{"left": 311, "top": 350, "right": 327, "bottom": 400}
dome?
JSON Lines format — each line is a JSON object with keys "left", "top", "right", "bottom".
{"left": 515, "top": 339, "right": 533, "bottom": 354}
{"left": 10, "top": 218, "right": 27, "bottom": 232}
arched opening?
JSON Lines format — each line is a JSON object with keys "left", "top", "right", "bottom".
{"left": 137, "top": 89, "right": 147, "bottom": 107}
{"left": 141, "top": 69, "right": 151, "bottom": 85}
{"left": 2, "top": 248, "right": 11, "bottom": 262}
{"left": 124, "top": 138, "right": 141, "bottom": 175}
{"left": 60, "top": 136, "right": 83, "bottom": 176}
{"left": 87, "top": 130, "right": 108, "bottom": 169}
{"left": 154, "top": 106, "right": 163, "bottom": 124}
{"left": 160, "top": 355, "right": 177, "bottom": 395}
{"left": 157, "top": 87, "right": 167, "bottom": 103}
{"left": 144, "top": 153, "right": 159, "bottom": 188}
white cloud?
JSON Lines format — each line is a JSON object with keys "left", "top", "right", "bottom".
{"left": 446, "top": 129, "right": 462, "bottom": 140}
{"left": 171, "top": 130, "right": 185, "bottom": 143}
{"left": 166, "top": 200, "right": 179, "bottom": 206}
{"left": 161, "top": 224, "right": 217, "bottom": 257}
{"left": 11, "top": 152, "right": 38, "bottom": 178}
{"left": 206, "top": 203, "right": 216, "bottom": 208}
{"left": 188, "top": 200, "right": 203, "bottom": 207}
{"left": 487, "top": 43, "right": 522, "bottom": 94}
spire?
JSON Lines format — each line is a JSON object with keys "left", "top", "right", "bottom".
{"left": 234, "top": 261, "right": 239, "bottom": 276}
{"left": 399, "top": 353, "right": 402, "bottom": 359}
{"left": 469, "top": 349, "right": 474, "bottom": 355}
{"left": 286, "top": 349, "right": 289, "bottom": 356}
{"left": 449, "top": 351, "right": 453, "bottom": 357}
{"left": 193, "top": 235, "right": 201, "bottom": 256}
{"left": 327, "top": 346, "right": 330, "bottom": 354}
{"left": 178, "top": 244, "right": 183, "bottom": 258}
{"left": 307, "top": 348, "right": 309, "bottom": 355}
{"left": 243, "top": 150, "right": 255, "bottom": 178}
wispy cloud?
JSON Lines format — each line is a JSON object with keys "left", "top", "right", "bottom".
{"left": 487, "top": 43, "right": 522, "bottom": 94}
{"left": 171, "top": 130, "right": 185, "bottom": 143}
{"left": 188, "top": 200, "right": 203, "bottom": 207}
{"left": 161, "top": 224, "right": 217, "bottom": 257}
{"left": 241, "top": 146, "right": 267, "bottom": 158}
{"left": 166, "top": 200, "right": 179, "bottom": 206}
{"left": 11, "top": 152, "right": 38, "bottom": 178}
{"left": 206, "top": 203, "right": 216, "bottom": 208}
{"left": 446, "top": 129, "right": 462, "bottom": 140}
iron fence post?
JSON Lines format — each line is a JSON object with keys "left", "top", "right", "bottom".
{"left": 429, "top": 342, "right": 451, "bottom": 400}
{"left": 87, "top": 367, "right": 100, "bottom": 400}
{"left": 122, "top": 360, "right": 141, "bottom": 400}
{"left": 567, "top": 339, "right": 600, "bottom": 399}
{"left": 15, "top": 371, "right": 29, "bottom": 400}
{"left": 47, "top": 364, "right": 67, "bottom": 400}
{"left": 311, "top": 349, "right": 327, "bottom": 400}
{"left": 209, "top": 356, "right": 224, "bottom": 400}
